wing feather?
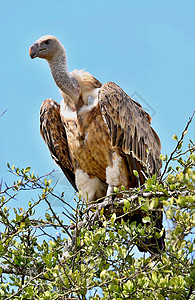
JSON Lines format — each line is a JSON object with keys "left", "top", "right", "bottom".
{"left": 98, "top": 82, "right": 161, "bottom": 177}
{"left": 40, "top": 99, "right": 77, "bottom": 191}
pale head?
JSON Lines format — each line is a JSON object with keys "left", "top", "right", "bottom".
{"left": 29, "top": 35, "right": 65, "bottom": 61}
{"left": 29, "top": 35, "right": 80, "bottom": 104}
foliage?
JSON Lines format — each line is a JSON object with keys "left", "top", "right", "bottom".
{"left": 0, "top": 121, "right": 194, "bottom": 299}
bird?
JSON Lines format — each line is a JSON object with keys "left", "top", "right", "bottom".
{"left": 29, "top": 35, "right": 164, "bottom": 252}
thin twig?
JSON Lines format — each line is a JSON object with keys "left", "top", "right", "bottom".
{"left": 45, "top": 197, "right": 72, "bottom": 238}
{"left": 0, "top": 109, "right": 7, "bottom": 117}
{"left": 160, "top": 110, "right": 195, "bottom": 180}
{"left": 4, "top": 271, "right": 46, "bottom": 300}
{"left": 172, "top": 146, "right": 195, "bottom": 160}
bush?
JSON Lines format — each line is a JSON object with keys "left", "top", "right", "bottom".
{"left": 0, "top": 117, "right": 194, "bottom": 299}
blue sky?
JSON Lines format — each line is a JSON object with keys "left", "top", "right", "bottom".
{"left": 0, "top": 1, "right": 194, "bottom": 212}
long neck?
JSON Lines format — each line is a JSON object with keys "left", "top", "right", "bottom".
{"left": 48, "top": 50, "right": 80, "bottom": 102}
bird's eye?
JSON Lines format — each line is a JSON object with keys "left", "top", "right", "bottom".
{"left": 45, "top": 40, "right": 50, "bottom": 45}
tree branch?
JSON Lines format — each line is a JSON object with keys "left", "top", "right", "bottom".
{"left": 83, "top": 188, "right": 191, "bottom": 221}
{"left": 0, "top": 264, "right": 49, "bottom": 281}
{"left": 160, "top": 110, "right": 195, "bottom": 180}
{"left": 4, "top": 271, "right": 46, "bottom": 300}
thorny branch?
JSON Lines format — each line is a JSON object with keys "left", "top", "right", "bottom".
{"left": 160, "top": 110, "right": 195, "bottom": 180}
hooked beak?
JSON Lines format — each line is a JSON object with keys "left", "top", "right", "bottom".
{"left": 29, "top": 43, "right": 39, "bottom": 59}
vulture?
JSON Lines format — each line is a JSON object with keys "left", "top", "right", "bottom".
{"left": 29, "top": 35, "right": 164, "bottom": 253}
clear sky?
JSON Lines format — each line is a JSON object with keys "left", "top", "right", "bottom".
{"left": 0, "top": 1, "right": 194, "bottom": 211}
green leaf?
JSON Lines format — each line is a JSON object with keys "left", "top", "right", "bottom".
{"left": 190, "top": 269, "right": 195, "bottom": 282}
{"left": 133, "top": 170, "right": 139, "bottom": 177}
{"left": 45, "top": 213, "right": 51, "bottom": 221}
{"left": 178, "top": 141, "right": 183, "bottom": 150}
{"left": 190, "top": 153, "right": 195, "bottom": 162}
{"left": 25, "top": 167, "right": 31, "bottom": 172}
{"left": 19, "top": 222, "right": 26, "bottom": 230}
{"left": 142, "top": 216, "right": 150, "bottom": 223}
{"left": 121, "top": 185, "right": 126, "bottom": 191}
{"left": 113, "top": 187, "right": 119, "bottom": 193}
{"left": 106, "top": 245, "right": 113, "bottom": 256}
{"left": 124, "top": 279, "right": 133, "bottom": 292}
{"left": 43, "top": 272, "right": 50, "bottom": 279}
{"left": 160, "top": 154, "right": 166, "bottom": 161}
{"left": 152, "top": 271, "right": 158, "bottom": 283}
{"left": 111, "top": 213, "right": 116, "bottom": 223}
{"left": 100, "top": 269, "right": 107, "bottom": 280}
{"left": 109, "top": 284, "right": 120, "bottom": 293}
{"left": 124, "top": 199, "right": 130, "bottom": 209}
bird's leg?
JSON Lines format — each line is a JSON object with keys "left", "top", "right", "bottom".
{"left": 104, "top": 184, "right": 116, "bottom": 204}
{"left": 105, "top": 152, "right": 124, "bottom": 203}
{"left": 106, "top": 184, "right": 114, "bottom": 196}
{"left": 106, "top": 184, "right": 114, "bottom": 200}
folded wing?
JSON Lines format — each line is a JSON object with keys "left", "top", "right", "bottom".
{"left": 40, "top": 99, "right": 77, "bottom": 191}
{"left": 99, "top": 82, "right": 162, "bottom": 182}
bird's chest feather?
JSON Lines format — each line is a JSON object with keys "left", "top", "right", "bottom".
{"left": 61, "top": 107, "right": 112, "bottom": 181}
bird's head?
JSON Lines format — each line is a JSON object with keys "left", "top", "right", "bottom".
{"left": 29, "top": 35, "right": 64, "bottom": 61}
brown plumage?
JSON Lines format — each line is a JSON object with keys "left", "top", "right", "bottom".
{"left": 40, "top": 99, "right": 77, "bottom": 191}
{"left": 99, "top": 82, "right": 161, "bottom": 184}
{"left": 29, "top": 35, "right": 164, "bottom": 253}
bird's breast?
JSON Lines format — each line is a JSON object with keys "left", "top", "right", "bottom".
{"left": 63, "top": 110, "right": 112, "bottom": 182}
